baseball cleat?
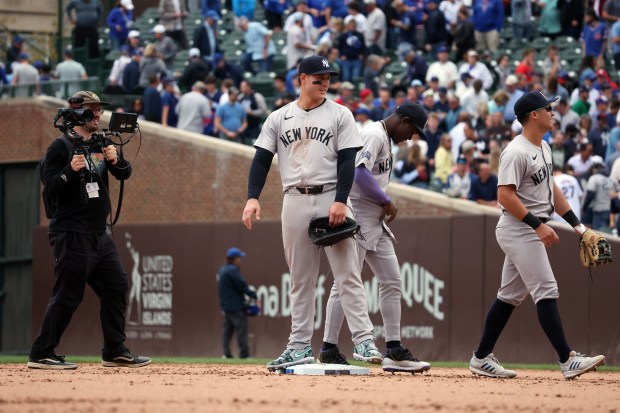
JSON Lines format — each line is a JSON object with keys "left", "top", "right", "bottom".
{"left": 27, "top": 355, "right": 78, "bottom": 370}
{"left": 266, "top": 346, "right": 314, "bottom": 371}
{"left": 382, "top": 346, "right": 431, "bottom": 373}
{"left": 102, "top": 350, "right": 151, "bottom": 368}
{"left": 318, "top": 347, "right": 349, "bottom": 365}
{"left": 353, "top": 339, "right": 383, "bottom": 364}
{"left": 469, "top": 352, "right": 517, "bottom": 378}
{"left": 560, "top": 351, "right": 605, "bottom": 380}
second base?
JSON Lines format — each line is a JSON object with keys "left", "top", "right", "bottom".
{"left": 284, "top": 363, "right": 371, "bottom": 375}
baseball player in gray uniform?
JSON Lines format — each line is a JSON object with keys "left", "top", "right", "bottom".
{"left": 241, "top": 55, "right": 381, "bottom": 371}
{"left": 320, "top": 104, "right": 432, "bottom": 373}
{"left": 469, "top": 91, "right": 605, "bottom": 380}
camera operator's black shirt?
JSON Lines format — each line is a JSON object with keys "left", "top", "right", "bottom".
{"left": 43, "top": 135, "right": 132, "bottom": 234}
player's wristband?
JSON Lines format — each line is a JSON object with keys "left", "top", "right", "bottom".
{"left": 522, "top": 212, "right": 543, "bottom": 230}
{"left": 561, "top": 210, "right": 581, "bottom": 227}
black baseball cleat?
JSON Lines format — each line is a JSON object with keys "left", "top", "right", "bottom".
{"left": 102, "top": 350, "right": 151, "bottom": 368}
{"left": 27, "top": 355, "right": 78, "bottom": 370}
{"left": 318, "top": 347, "right": 350, "bottom": 365}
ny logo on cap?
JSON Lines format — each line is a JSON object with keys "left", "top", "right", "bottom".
{"left": 322, "top": 59, "right": 329, "bottom": 68}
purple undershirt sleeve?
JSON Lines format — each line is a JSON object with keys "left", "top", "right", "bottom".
{"left": 355, "top": 164, "right": 390, "bottom": 205}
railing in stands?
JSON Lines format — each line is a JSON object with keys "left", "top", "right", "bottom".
{"left": 0, "top": 77, "right": 100, "bottom": 99}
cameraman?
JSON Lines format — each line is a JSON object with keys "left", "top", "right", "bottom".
{"left": 28, "top": 91, "right": 151, "bottom": 370}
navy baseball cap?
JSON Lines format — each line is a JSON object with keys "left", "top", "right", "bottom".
{"left": 298, "top": 55, "right": 339, "bottom": 76}
{"left": 226, "top": 247, "right": 246, "bottom": 259}
{"left": 206, "top": 10, "right": 220, "bottom": 20}
{"left": 395, "top": 103, "right": 428, "bottom": 140}
{"left": 514, "top": 91, "right": 559, "bottom": 120}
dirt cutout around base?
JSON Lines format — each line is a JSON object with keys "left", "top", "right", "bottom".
{"left": 1, "top": 364, "right": 619, "bottom": 413}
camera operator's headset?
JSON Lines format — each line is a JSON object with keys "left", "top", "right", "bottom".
{"left": 67, "top": 95, "right": 126, "bottom": 227}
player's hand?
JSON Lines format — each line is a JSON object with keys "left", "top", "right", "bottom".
{"left": 71, "top": 154, "right": 86, "bottom": 172}
{"left": 383, "top": 201, "right": 398, "bottom": 223}
{"left": 103, "top": 145, "right": 118, "bottom": 164}
{"left": 328, "top": 202, "right": 347, "bottom": 227}
{"left": 242, "top": 198, "right": 261, "bottom": 230}
{"left": 535, "top": 223, "right": 559, "bottom": 247}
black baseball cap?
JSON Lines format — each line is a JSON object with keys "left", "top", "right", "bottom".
{"left": 395, "top": 103, "right": 428, "bottom": 140}
{"left": 514, "top": 91, "right": 558, "bottom": 120}
{"left": 298, "top": 55, "right": 339, "bottom": 76}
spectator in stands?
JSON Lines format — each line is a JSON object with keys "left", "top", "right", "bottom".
{"left": 590, "top": 95, "right": 610, "bottom": 120}
{"left": 11, "top": 53, "right": 39, "bottom": 97}
{"left": 122, "top": 47, "right": 143, "bottom": 94}
{"left": 538, "top": 0, "right": 562, "bottom": 40}
{"left": 572, "top": 86, "right": 592, "bottom": 116}
{"left": 107, "top": 0, "right": 134, "bottom": 50}
{"left": 176, "top": 81, "right": 212, "bottom": 134}
{"left": 364, "top": 0, "right": 387, "bottom": 55}
{"left": 363, "top": 54, "right": 389, "bottom": 97}
{"left": 472, "top": 0, "right": 503, "bottom": 53}
{"left": 307, "top": 0, "right": 328, "bottom": 29}
{"left": 611, "top": 17, "right": 620, "bottom": 70}
{"left": 152, "top": 24, "right": 178, "bottom": 70}
{"left": 433, "top": 133, "right": 454, "bottom": 188}
{"left": 179, "top": 48, "right": 210, "bottom": 91}
{"left": 325, "top": 0, "right": 348, "bottom": 20}
{"left": 263, "top": 0, "right": 290, "bottom": 31}
{"left": 130, "top": 97, "right": 144, "bottom": 119}
{"left": 158, "top": 0, "right": 189, "bottom": 50}
{"left": 579, "top": 114, "right": 593, "bottom": 141}
{"left": 603, "top": 0, "right": 620, "bottom": 35}
{"left": 284, "top": 1, "right": 315, "bottom": 41}
{"left": 445, "top": 154, "right": 474, "bottom": 198}
{"left": 512, "top": 0, "right": 533, "bottom": 42}
{"left": 541, "top": 45, "right": 560, "bottom": 79}
{"left": 354, "top": 107, "right": 373, "bottom": 132}
{"left": 398, "top": 50, "right": 428, "bottom": 87}
{"left": 215, "top": 86, "right": 247, "bottom": 142}
{"left": 458, "top": 50, "right": 493, "bottom": 90}
{"left": 6, "top": 35, "right": 24, "bottom": 75}
{"left": 583, "top": 161, "right": 619, "bottom": 232}
{"left": 515, "top": 49, "right": 536, "bottom": 84}
{"left": 550, "top": 130, "right": 572, "bottom": 168}
{"left": 126, "top": 30, "right": 141, "bottom": 55}
{"left": 434, "top": 86, "right": 450, "bottom": 115}
{"left": 139, "top": 44, "right": 167, "bottom": 89}
{"left": 486, "top": 110, "right": 512, "bottom": 144}
{"left": 453, "top": 6, "right": 475, "bottom": 62}
{"left": 337, "top": 18, "right": 365, "bottom": 82}
{"left": 424, "top": 0, "right": 448, "bottom": 57}
{"left": 425, "top": 46, "right": 458, "bottom": 89}
{"left": 335, "top": 81, "right": 358, "bottom": 113}
{"left": 108, "top": 45, "right": 131, "bottom": 87}
{"left": 555, "top": 97, "right": 581, "bottom": 132}
{"left": 203, "top": 75, "right": 222, "bottom": 135}
{"left": 578, "top": 55, "right": 597, "bottom": 85}
{"left": 161, "top": 77, "right": 179, "bottom": 128}
{"left": 287, "top": 12, "right": 315, "bottom": 71}
{"left": 193, "top": 10, "right": 221, "bottom": 70}
{"left": 316, "top": 17, "right": 345, "bottom": 52}
{"left": 370, "top": 86, "right": 394, "bottom": 121}
{"left": 54, "top": 48, "right": 88, "bottom": 98}
{"left": 461, "top": 79, "right": 488, "bottom": 124}
{"left": 503, "top": 75, "right": 524, "bottom": 123}
{"left": 450, "top": 117, "right": 475, "bottom": 162}
{"left": 213, "top": 54, "right": 244, "bottom": 88}
{"left": 390, "top": 0, "right": 417, "bottom": 58}
{"left": 468, "top": 160, "right": 498, "bottom": 206}
{"left": 0, "top": 63, "right": 8, "bottom": 97}
{"left": 551, "top": 165, "right": 583, "bottom": 223}
{"left": 582, "top": 9, "right": 608, "bottom": 68}
{"left": 394, "top": 143, "right": 430, "bottom": 188}
{"left": 589, "top": 113, "right": 611, "bottom": 159}
{"left": 608, "top": 140, "right": 620, "bottom": 170}
{"left": 200, "top": 0, "right": 222, "bottom": 20}
{"left": 608, "top": 127, "right": 620, "bottom": 161}
{"left": 444, "top": 94, "right": 462, "bottom": 131}
{"left": 421, "top": 89, "right": 436, "bottom": 114}
{"left": 66, "top": 0, "right": 101, "bottom": 58}
{"left": 568, "top": 141, "right": 604, "bottom": 179}
{"left": 238, "top": 80, "right": 267, "bottom": 145}
{"left": 559, "top": 0, "right": 584, "bottom": 39}
{"left": 425, "top": 111, "right": 443, "bottom": 163}
{"left": 345, "top": 2, "right": 367, "bottom": 33}
{"left": 233, "top": 0, "right": 256, "bottom": 20}
{"left": 143, "top": 75, "right": 162, "bottom": 123}
{"left": 237, "top": 16, "right": 276, "bottom": 74}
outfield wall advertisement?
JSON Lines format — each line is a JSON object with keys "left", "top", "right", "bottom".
{"left": 31, "top": 217, "right": 620, "bottom": 364}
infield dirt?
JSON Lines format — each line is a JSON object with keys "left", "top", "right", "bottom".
{"left": 1, "top": 364, "right": 618, "bottom": 413}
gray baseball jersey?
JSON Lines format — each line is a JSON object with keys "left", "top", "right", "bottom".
{"left": 255, "top": 98, "right": 374, "bottom": 349}
{"left": 552, "top": 173, "right": 583, "bottom": 222}
{"left": 496, "top": 134, "right": 559, "bottom": 305}
{"left": 325, "top": 121, "right": 403, "bottom": 344}
{"left": 586, "top": 174, "right": 619, "bottom": 212}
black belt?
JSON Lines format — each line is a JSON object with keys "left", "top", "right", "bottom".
{"left": 296, "top": 185, "right": 324, "bottom": 195}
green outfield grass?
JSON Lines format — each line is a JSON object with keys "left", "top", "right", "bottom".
{"left": 1, "top": 355, "right": 618, "bottom": 372}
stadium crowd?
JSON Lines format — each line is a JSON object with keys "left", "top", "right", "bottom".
{"left": 2, "top": 0, "right": 620, "bottom": 233}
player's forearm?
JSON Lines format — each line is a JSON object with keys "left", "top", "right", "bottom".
{"left": 498, "top": 185, "right": 529, "bottom": 220}
{"left": 247, "top": 147, "right": 274, "bottom": 200}
{"left": 335, "top": 148, "right": 357, "bottom": 204}
{"left": 355, "top": 165, "right": 390, "bottom": 205}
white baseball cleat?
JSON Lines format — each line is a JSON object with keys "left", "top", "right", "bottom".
{"left": 560, "top": 351, "right": 605, "bottom": 380}
{"left": 469, "top": 352, "right": 517, "bottom": 378}
{"left": 353, "top": 339, "right": 383, "bottom": 364}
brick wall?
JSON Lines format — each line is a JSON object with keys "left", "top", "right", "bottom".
{"left": 0, "top": 97, "right": 453, "bottom": 225}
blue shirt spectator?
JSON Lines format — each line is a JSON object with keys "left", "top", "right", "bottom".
{"left": 581, "top": 10, "right": 608, "bottom": 59}
{"left": 472, "top": 0, "right": 504, "bottom": 32}
{"left": 143, "top": 79, "right": 162, "bottom": 123}
{"left": 307, "top": 0, "right": 328, "bottom": 28}
{"left": 468, "top": 163, "right": 499, "bottom": 205}
{"left": 106, "top": 1, "right": 134, "bottom": 50}
{"left": 327, "top": 0, "right": 348, "bottom": 18}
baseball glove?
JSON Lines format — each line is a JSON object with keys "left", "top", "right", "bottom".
{"left": 579, "top": 229, "right": 613, "bottom": 268}
{"left": 308, "top": 217, "right": 360, "bottom": 247}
